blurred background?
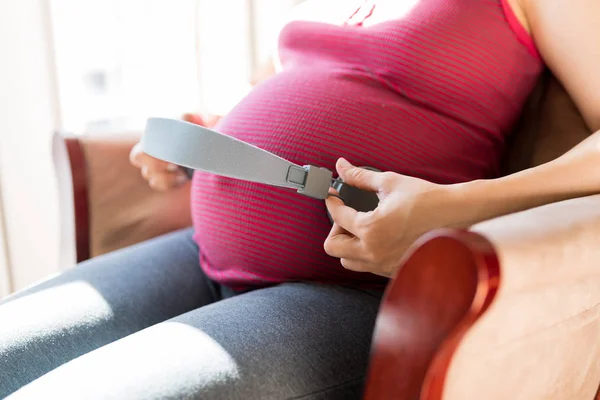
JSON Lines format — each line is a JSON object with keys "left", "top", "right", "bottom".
{"left": 0, "top": 0, "right": 309, "bottom": 297}
{"left": 52, "top": 0, "right": 298, "bottom": 133}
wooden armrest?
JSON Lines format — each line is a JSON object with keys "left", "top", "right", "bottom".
{"left": 61, "top": 134, "right": 193, "bottom": 261}
{"left": 365, "top": 195, "right": 600, "bottom": 400}
{"left": 448, "top": 195, "right": 600, "bottom": 399}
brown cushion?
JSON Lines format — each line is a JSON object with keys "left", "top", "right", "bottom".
{"left": 80, "top": 135, "right": 192, "bottom": 257}
{"left": 504, "top": 70, "right": 592, "bottom": 173}
{"left": 529, "top": 74, "right": 592, "bottom": 165}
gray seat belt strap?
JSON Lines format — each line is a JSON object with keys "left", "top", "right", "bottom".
{"left": 141, "top": 118, "right": 333, "bottom": 199}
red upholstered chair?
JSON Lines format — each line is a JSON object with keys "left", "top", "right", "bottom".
{"left": 54, "top": 71, "right": 600, "bottom": 399}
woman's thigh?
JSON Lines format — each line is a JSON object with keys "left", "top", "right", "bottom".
{"left": 7, "top": 283, "right": 384, "bottom": 400}
{"left": 0, "top": 228, "right": 217, "bottom": 398}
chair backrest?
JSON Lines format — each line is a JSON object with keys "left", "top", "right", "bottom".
{"left": 63, "top": 134, "right": 193, "bottom": 261}
{"left": 61, "top": 114, "right": 220, "bottom": 262}
{"left": 503, "top": 69, "right": 592, "bottom": 174}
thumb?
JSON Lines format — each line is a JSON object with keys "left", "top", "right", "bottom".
{"left": 129, "top": 142, "right": 144, "bottom": 167}
{"left": 336, "top": 158, "right": 384, "bottom": 192}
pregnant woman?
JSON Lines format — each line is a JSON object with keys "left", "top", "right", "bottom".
{"left": 2, "top": 0, "right": 599, "bottom": 398}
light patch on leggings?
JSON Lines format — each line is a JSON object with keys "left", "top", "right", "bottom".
{"left": 0, "top": 281, "right": 113, "bottom": 351}
{"left": 9, "top": 322, "right": 241, "bottom": 399}
{"left": 118, "top": 322, "right": 241, "bottom": 389}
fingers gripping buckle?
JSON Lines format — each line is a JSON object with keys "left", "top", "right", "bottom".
{"left": 287, "top": 165, "right": 332, "bottom": 200}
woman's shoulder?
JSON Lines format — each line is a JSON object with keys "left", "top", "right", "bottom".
{"left": 503, "top": 0, "right": 532, "bottom": 33}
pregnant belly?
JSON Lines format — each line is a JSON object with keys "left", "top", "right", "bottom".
{"left": 191, "top": 68, "right": 499, "bottom": 289}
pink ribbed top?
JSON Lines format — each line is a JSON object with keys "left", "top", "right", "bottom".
{"left": 191, "top": 0, "right": 544, "bottom": 290}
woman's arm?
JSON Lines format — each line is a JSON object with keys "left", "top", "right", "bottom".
{"left": 448, "top": 0, "right": 600, "bottom": 226}
{"left": 447, "top": 134, "right": 600, "bottom": 228}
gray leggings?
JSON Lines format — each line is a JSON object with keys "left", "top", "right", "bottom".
{"left": 0, "top": 229, "right": 384, "bottom": 399}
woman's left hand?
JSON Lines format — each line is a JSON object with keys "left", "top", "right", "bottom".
{"left": 324, "top": 158, "right": 457, "bottom": 278}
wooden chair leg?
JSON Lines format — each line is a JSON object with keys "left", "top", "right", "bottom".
{"left": 64, "top": 137, "right": 91, "bottom": 263}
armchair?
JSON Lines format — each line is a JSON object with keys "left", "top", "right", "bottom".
{"left": 365, "top": 196, "right": 600, "bottom": 399}
{"left": 54, "top": 71, "right": 600, "bottom": 399}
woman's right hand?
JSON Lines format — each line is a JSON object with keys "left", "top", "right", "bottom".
{"left": 129, "top": 142, "right": 189, "bottom": 191}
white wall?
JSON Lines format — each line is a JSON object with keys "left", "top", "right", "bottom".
{"left": 0, "top": 186, "right": 12, "bottom": 298}
{"left": 50, "top": 0, "right": 203, "bottom": 134}
{"left": 252, "top": 0, "right": 299, "bottom": 68}
{"left": 0, "top": 0, "right": 62, "bottom": 294}
{"left": 196, "top": 0, "right": 305, "bottom": 117}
